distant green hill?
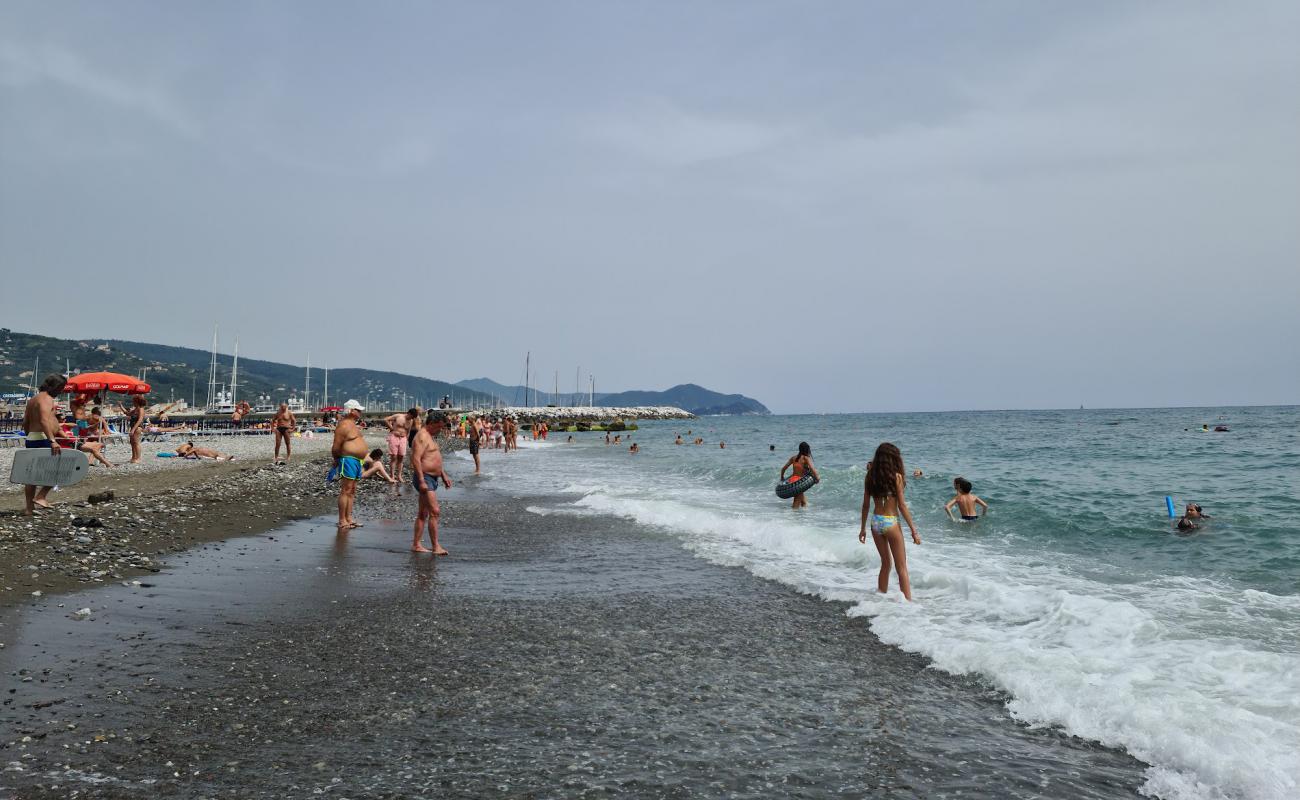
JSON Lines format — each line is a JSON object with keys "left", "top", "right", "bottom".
{"left": 0, "top": 329, "right": 495, "bottom": 410}
{"left": 455, "top": 378, "right": 769, "bottom": 416}
{"left": 596, "top": 384, "right": 769, "bottom": 416}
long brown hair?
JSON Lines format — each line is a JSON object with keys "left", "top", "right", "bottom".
{"left": 865, "top": 442, "right": 905, "bottom": 499}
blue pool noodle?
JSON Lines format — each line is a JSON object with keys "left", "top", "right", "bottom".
{"left": 1165, "top": 496, "right": 1175, "bottom": 518}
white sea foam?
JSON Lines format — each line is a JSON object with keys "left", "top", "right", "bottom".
{"left": 546, "top": 469, "right": 1300, "bottom": 800}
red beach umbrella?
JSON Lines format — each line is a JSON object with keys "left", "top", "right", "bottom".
{"left": 319, "top": 405, "right": 343, "bottom": 412}
{"left": 64, "top": 372, "right": 152, "bottom": 395}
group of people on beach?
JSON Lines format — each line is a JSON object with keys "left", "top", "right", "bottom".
{"left": 331, "top": 403, "right": 456, "bottom": 554}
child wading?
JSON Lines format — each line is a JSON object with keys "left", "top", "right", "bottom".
{"left": 859, "top": 442, "right": 922, "bottom": 600}
{"left": 945, "top": 477, "right": 989, "bottom": 522}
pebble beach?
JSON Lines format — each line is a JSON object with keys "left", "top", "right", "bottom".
{"left": 0, "top": 432, "right": 383, "bottom": 605}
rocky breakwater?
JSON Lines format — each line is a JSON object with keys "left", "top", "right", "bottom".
{"left": 470, "top": 405, "right": 694, "bottom": 423}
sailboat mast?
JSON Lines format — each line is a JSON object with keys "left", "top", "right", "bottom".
{"left": 231, "top": 338, "right": 239, "bottom": 406}
{"left": 206, "top": 323, "right": 218, "bottom": 410}
{"left": 525, "top": 351, "right": 531, "bottom": 408}
{"left": 31, "top": 356, "right": 38, "bottom": 396}
{"left": 305, "top": 353, "right": 311, "bottom": 411}
{"left": 324, "top": 365, "right": 329, "bottom": 409}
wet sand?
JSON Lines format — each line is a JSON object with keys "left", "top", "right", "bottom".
{"left": 0, "top": 479, "right": 1148, "bottom": 798}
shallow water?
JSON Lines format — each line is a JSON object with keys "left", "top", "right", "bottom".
{"left": 0, "top": 483, "right": 1144, "bottom": 798}
{"left": 496, "top": 407, "right": 1300, "bottom": 800}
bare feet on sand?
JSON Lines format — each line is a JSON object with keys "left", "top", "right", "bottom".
{"left": 410, "top": 545, "right": 449, "bottom": 555}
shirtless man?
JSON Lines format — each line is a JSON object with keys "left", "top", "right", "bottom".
{"left": 21, "top": 374, "right": 67, "bottom": 515}
{"left": 410, "top": 410, "right": 452, "bottom": 554}
{"left": 384, "top": 407, "right": 418, "bottom": 482}
{"left": 231, "top": 400, "right": 252, "bottom": 429}
{"left": 331, "top": 400, "right": 368, "bottom": 529}
{"left": 272, "top": 403, "right": 296, "bottom": 464}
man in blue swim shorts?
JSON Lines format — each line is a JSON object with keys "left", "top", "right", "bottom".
{"left": 331, "top": 400, "right": 369, "bottom": 529}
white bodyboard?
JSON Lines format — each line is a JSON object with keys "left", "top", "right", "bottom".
{"left": 8, "top": 448, "right": 90, "bottom": 487}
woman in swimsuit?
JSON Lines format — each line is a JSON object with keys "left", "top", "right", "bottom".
{"left": 780, "top": 442, "right": 820, "bottom": 509}
{"left": 859, "top": 442, "right": 921, "bottom": 601}
{"left": 126, "top": 395, "right": 147, "bottom": 463}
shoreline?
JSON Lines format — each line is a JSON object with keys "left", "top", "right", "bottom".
{"left": 0, "top": 482, "right": 1147, "bottom": 798}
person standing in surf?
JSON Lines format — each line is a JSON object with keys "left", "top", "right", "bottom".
{"left": 859, "top": 442, "right": 922, "bottom": 601}
{"left": 779, "top": 441, "right": 821, "bottom": 509}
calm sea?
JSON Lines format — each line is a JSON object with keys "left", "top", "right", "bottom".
{"left": 487, "top": 406, "right": 1299, "bottom": 800}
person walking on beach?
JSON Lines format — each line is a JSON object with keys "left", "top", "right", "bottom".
{"left": 410, "top": 410, "right": 452, "bottom": 554}
{"left": 331, "top": 400, "right": 368, "bottom": 529}
{"left": 384, "top": 407, "right": 417, "bottom": 482}
{"left": 272, "top": 403, "right": 296, "bottom": 464}
{"left": 859, "top": 442, "right": 922, "bottom": 601}
{"left": 21, "top": 374, "right": 67, "bottom": 515}
{"left": 779, "top": 442, "right": 820, "bottom": 509}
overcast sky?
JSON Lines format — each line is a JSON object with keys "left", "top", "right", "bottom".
{"left": 2, "top": 2, "right": 1296, "bottom": 413}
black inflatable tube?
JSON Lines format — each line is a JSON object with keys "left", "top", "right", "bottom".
{"left": 775, "top": 473, "right": 817, "bottom": 499}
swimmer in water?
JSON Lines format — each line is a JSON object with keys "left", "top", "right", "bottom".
{"left": 1176, "top": 503, "right": 1211, "bottom": 532}
{"left": 944, "top": 477, "right": 989, "bottom": 522}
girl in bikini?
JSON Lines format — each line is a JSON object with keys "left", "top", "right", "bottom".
{"left": 859, "top": 442, "right": 921, "bottom": 601}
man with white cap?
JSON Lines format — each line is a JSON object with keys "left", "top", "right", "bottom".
{"left": 331, "top": 399, "right": 368, "bottom": 529}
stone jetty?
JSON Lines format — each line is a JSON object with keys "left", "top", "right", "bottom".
{"left": 455, "top": 405, "right": 694, "bottom": 423}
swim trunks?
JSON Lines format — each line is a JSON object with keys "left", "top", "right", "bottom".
{"left": 870, "top": 514, "right": 898, "bottom": 535}
{"left": 25, "top": 437, "right": 52, "bottom": 449}
{"left": 338, "top": 455, "right": 364, "bottom": 481}
{"left": 388, "top": 433, "right": 408, "bottom": 457}
{"left": 961, "top": 514, "right": 978, "bottom": 521}
{"left": 412, "top": 470, "right": 439, "bottom": 492}
{"left": 468, "top": 437, "right": 479, "bottom": 455}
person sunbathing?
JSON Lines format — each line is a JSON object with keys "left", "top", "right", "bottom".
{"left": 176, "top": 442, "right": 235, "bottom": 461}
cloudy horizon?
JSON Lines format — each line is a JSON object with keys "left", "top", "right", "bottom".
{"left": 2, "top": 2, "right": 1296, "bottom": 413}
